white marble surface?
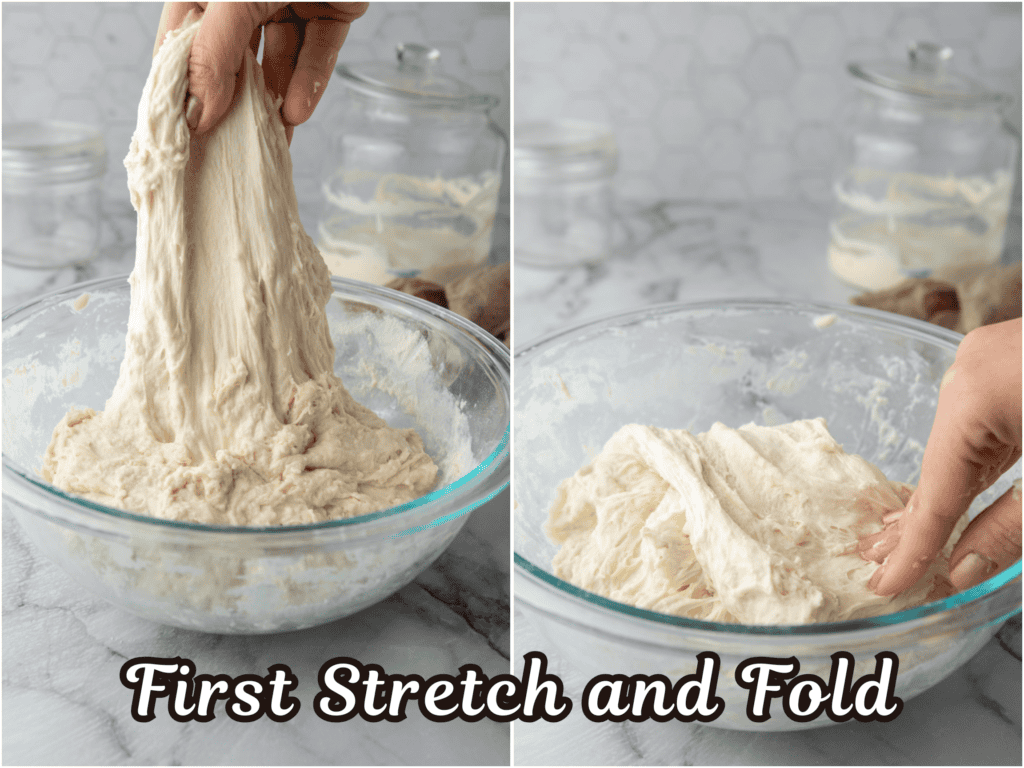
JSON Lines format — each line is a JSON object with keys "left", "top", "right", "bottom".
{"left": 3, "top": 199, "right": 510, "bottom": 765}
{"left": 513, "top": 199, "right": 853, "bottom": 346}
{"left": 2, "top": 6, "right": 512, "bottom": 764}
{"left": 513, "top": 609, "right": 1021, "bottom": 766}
{"left": 512, "top": 198, "right": 1022, "bottom": 765}
{"left": 4, "top": 495, "right": 509, "bottom": 766}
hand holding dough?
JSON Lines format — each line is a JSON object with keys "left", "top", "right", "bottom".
{"left": 44, "top": 17, "right": 436, "bottom": 526}
{"left": 154, "top": 2, "right": 368, "bottom": 141}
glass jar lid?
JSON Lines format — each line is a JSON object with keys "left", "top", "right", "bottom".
{"left": 335, "top": 43, "right": 498, "bottom": 111}
{"left": 515, "top": 120, "right": 618, "bottom": 182}
{"left": 3, "top": 121, "right": 107, "bottom": 184}
{"left": 849, "top": 41, "right": 1008, "bottom": 109}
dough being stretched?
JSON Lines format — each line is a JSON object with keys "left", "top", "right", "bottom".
{"left": 43, "top": 19, "right": 437, "bottom": 525}
{"left": 547, "top": 418, "right": 961, "bottom": 625}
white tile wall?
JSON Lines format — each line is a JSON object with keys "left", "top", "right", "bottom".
{"left": 3, "top": 2, "right": 163, "bottom": 208}
{"left": 515, "top": 2, "right": 1022, "bottom": 209}
{"left": 294, "top": 2, "right": 510, "bottom": 228}
{"left": 2, "top": 2, "right": 1016, "bottom": 246}
{"left": 3, "top": 2, "right": 511, "bottom": 241}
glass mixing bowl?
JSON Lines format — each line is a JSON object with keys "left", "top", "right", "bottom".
{"left": 514, "top": 300, "right": 1021, "bottom": 731}
{"left": 3, "top": 276, "right": 509, "bottom": 634}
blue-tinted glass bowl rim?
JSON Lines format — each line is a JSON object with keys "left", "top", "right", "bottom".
{"left": 2, "top": 274, "right": 510, "bottom": 536}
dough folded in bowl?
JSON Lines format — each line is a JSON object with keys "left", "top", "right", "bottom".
{"left": 547, "top": 418, "right": 962, "bottom": 625}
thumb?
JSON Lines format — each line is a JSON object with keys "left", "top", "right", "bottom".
{"left": 948, "top": 481, "right": 1022, "bottom": 591}
{"left": 186, "top": 2, "right": 285, "bottom": 134}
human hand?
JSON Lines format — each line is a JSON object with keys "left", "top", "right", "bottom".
{"left": 859, "top": 318, "right": 1022, "bottom": 596}
{"left": 154, "top": 2, "right": 368, "bottom": 142}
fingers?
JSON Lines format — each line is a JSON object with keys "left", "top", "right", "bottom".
{"left": 261, "top": 21, "right": 301, "bottom": 144}
{"left": 872, "top": 321, "right": 1022, "bottom": 597}
{"left": 324, "top": 2, "right": 370, "bottom": 25}
{"left": 872, "top": 405, "right": 982, "bottom": 597}
{"left": 894, "top": 483, "right": 914, "bottom": 506}
{"left": 248, "top": 24, "right": 263, "bottom": 61}
{"left": 871, "top": 492, "right": 957, "bottom": 595}
{"left": 859, "top": 522, "right": 900, "bottom": 564}
{"left": 281, "top": 17, "right": 352, "bottom": 128}
{"left": 187, "top": 2, "right": 286, "bottom": 134}
{"left": 854, "top": 482, "right": 910, "bottom": 563}
{"left": 948, "top": 483, "right": 1023, "bottom": 591}
{"left": 262, "top": 21, "right": 302, "bottom": 102}
{"left": 871, "top": 396, "right": 984, "bottom": 596}
{"left": 157, "top": 2, "right": 366, "bottom": 139}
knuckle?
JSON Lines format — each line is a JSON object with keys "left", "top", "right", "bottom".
{"left": 187, "top": 53, "right": 217, "bottom": 85}
{"left": 244, "top": 3, "right": 271, "bottom": 29}
{"left": 956, "top": 323, "right": 1004, "bottom": 366}
{"left": 991, "top": 513, "right": 1023, "bottom": 555}
{"left": 948, "top": 351, "right": 996, "bottom": 405}
{"left": 331, "top": 3, "right": 370, "bottom": 23}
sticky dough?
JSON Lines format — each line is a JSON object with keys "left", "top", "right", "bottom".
{"left": 42, "top": 19, "right": 437, "bottom": 525}
{"left": 546, "top": 418, "right": 962, "bottom": 625}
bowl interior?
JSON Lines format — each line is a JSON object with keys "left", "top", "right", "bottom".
{"left": 514, "top": 301, "right": 1020, "bottom": 623}
{"left": 3, "top": 276, "right": 510, "bottom": 523}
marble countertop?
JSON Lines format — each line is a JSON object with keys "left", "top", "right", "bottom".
{"left": 512, "top": 198, "right": 1022, "bottom": 766}
{"left": 2, "top": 200, "right": 511, "bottom": 766}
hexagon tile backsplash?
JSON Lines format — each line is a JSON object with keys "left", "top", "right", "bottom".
{"left": 3, "top": 1, "right": 511, "bottom": 238}
{"left": 515, "top": 1, "right": 1022, "bottom": 209}
{"left": 3, "top": 2, "right": 1018, "bottom": 231}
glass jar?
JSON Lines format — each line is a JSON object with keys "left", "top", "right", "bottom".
{"left": 318, "top": 43, "right": 506, "bottom": 285}
{"left": 829, "top": 42, "right": 1018, "bottom": 291}
{"left": 514, "top": 120, "right": 618, "bottom": 268}
{"left": 3, "top": 121, "right": 107, "bottom": 269}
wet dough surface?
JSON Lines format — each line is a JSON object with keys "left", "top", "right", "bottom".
{"left": 547, "top": 418, "right": 959, "bottom": 624}
{"left": 43, "top": 19, "right": 437, "bottom": 525}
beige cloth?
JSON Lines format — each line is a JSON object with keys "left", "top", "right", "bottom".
{"left": 388, "top": 262, "right": 510, "bottom": 346}
{"left": 852, "top": 263, "right": 1021, "bottom": 334}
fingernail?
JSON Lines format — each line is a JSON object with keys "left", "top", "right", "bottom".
{"left": 186, "top": 96, "right": 202, "bottom": 130}
{"left": 940, "top": 366, "right": 956, "bottom": 391}
{"left": 950, "top": 553, "right": 998, "bottom": 590}
{"left": 869, "top": 563, "right": 885, "bottom": 592}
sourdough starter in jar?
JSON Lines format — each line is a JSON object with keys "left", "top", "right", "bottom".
{"left": 830, "top": 43, "right": 1017, "bottom": 290}
{"left": 3, "top": 122, "right": 107, "bottom": 269}
{"left": 318, "top": 44, "right": 505, "bottom": 285}
{"left": 515, "top": 120, "right": 619, "bottom": 268}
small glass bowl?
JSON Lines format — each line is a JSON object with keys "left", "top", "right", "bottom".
{"left": 3, "top": 121, "right": 107, "bottom": 269}
{"left": 515, "top": 120, "right": 618, "bottom": 269}
{"left": 514, "top": 299, "right": 1021, "bottom": 731}
{"left": 3, "top": 276, "right": 509, "bottom": 634}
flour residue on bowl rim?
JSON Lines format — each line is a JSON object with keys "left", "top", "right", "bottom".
{"left": 329, "top": 307, "right": 475, "bottom": 488}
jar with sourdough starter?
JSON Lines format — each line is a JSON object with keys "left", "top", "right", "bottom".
{"left": 319, "top": 44, "right": 506, "bottom": 285}
{"left": 514, "top": 120, "right": 619, "bottom": 268}
{"left": 829, "top": 42, "right": 1018, "bottom": 290}
{"left": 3, "top": 121, "right": 107, "bottom": 269}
